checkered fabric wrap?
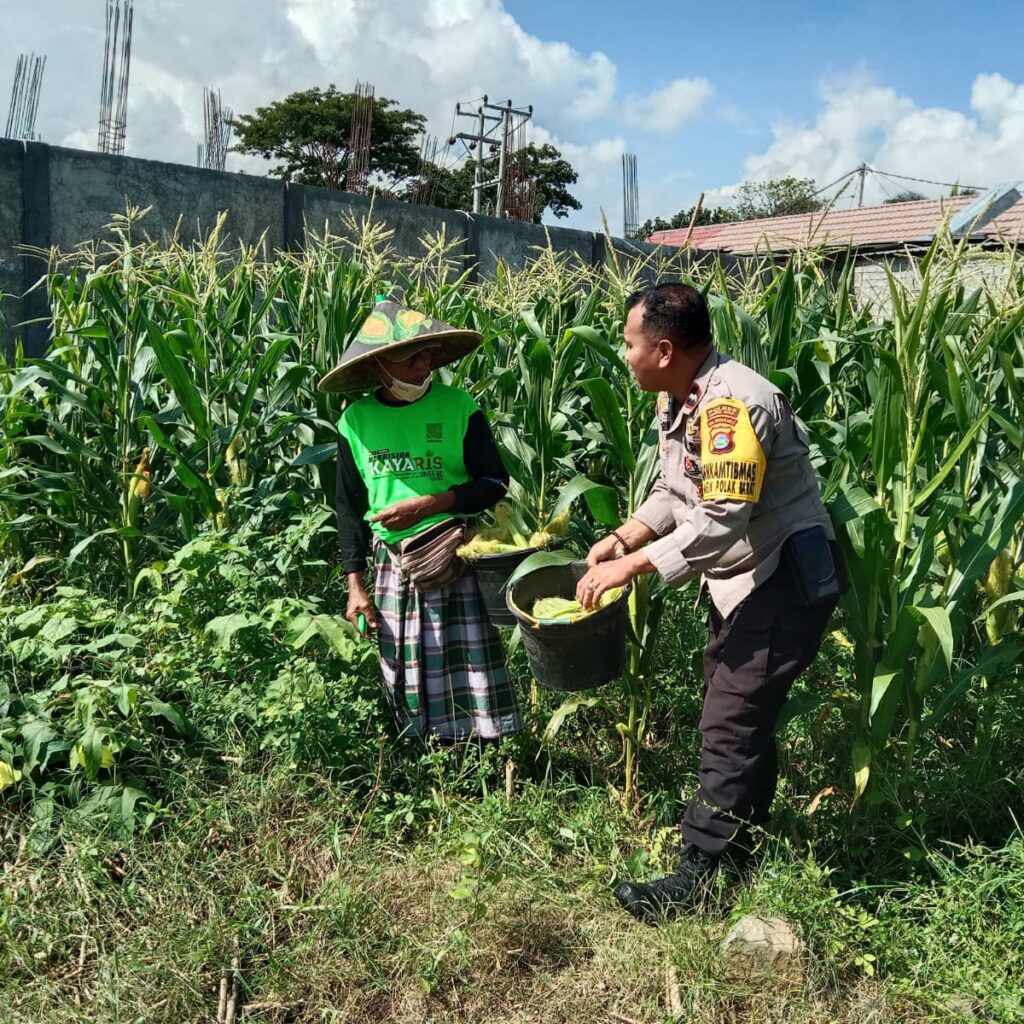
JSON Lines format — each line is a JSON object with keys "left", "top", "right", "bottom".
{"left": 372, "top": 540, "right": 522, "bottom": 740}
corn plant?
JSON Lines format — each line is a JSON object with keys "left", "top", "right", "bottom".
{"left": 3, "top": 210, "right": 1023, "bottom": 808}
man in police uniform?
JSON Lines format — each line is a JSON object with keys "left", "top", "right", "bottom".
{"left": 576, "top": 282, "right": 845, "bottom": 922}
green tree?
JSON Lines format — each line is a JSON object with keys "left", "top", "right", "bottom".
{"left": 426, "top": 143, "right": 582, "bottom": 222}
{"left": 733, "top": 176, "right": 822, "bottom": 220}
{"left": 883, "top": 190, "right": 927, "bottom": 205}
{"left": 231, "top": 86, "right": 426, "bottom": 191}
{"left": 638, "top": 203, "right": 739, "bottom": 238}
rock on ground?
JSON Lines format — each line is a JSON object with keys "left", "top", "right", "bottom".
{"left": 720, "top": 915, "right": 805, "bottom": 980}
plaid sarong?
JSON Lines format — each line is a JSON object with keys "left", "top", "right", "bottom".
{"left": 372, "top": 540, "right": 522, "bottom": 741}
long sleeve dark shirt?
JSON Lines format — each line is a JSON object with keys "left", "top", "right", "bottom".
{"left": 335, "top": 396, "right": 508, "bottom": 573}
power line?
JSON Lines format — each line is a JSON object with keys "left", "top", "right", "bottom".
{"left": 872, "top": 171, "right": 898, "bottom": 202}
{"left": 868, "top": 167, "right": 989, "bottom": 194}
{"left": 812, "top": 167, "right": 861, "bottom": 197}
{"left": 813, "top": 164, "right": 990, "bottom": 210}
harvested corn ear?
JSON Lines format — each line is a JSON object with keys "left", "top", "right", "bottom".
{"left": 531, "top": 587, "right": 623, "bottom": 622}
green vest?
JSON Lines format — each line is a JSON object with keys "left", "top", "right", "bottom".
{"left": 338, "top": 383, "right": 476, "bottom": 544}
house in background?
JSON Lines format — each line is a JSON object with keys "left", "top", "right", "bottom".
{"left": 648, "top": 183, "right": 1024, "bottom": 303}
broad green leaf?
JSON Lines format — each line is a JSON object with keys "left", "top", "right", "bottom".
{"left": 584, "top": 485, "right": 620, "bottom": 528}
{"left": 204, "top": 612, "right": 260, "bottom": 647}
{"left": 869, "top": 666, "right": 900, "bottom": 721}
{"left": 292, "top": 443, "right": 337, "bottom": 467}
{"left": 828, "top": 484, "right": 880, "bottom": 527}
{"left": 146, "top": 699, "right": 189, "bottom": 735}
{"left": 543, "top": 695, "right": 605, "bottom": 743}
{"left": 924, "top": 642, "right": 1024, "bottom": 727}
{"left": 506, "top": 548, "right": 576, "bottom": 589}
{"left": 133, "top": 567, "right": 163, "bottom": 597}
{"left": 21, "top": 718, "right": 55, "bottom": 772}
{"left": 581, "top": 377, "right": 635, "bottom": 472}
{"left": 143, "top": 314, "right": 209, "bottom": 435}
{"left": 910, "top": 605, "right": 955, "bottom": 671}
{"left": 979, "top": 591, "right": 1024, "bottom": 619}
{"left": 39, "top": 614, "right": 77, "bottom": 645}
{"left": 550, "top": 474, "right": 617, "bottom": 520}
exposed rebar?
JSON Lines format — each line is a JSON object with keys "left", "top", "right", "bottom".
{"left": 98, "top": 0, "right": 134, "bottom": 155}
{"left": 4, "top": 53, "right": 46, "bottom": 140}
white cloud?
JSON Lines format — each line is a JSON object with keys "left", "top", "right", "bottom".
{"left": 723, "top": 73, "right": 1024, "bottom": 208}
{"left": 624, "top": 78, "right": 713, "bottom": 133}
{"left": 6, "top": 0, "right": 711, "bottom": 229}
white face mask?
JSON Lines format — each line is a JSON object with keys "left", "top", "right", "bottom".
{"left": 377, "top": 361, "right": 432, "bottom": 402}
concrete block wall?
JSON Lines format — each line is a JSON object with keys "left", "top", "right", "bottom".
{"left": 852, "top": 252, "right": 1014, "bottom": 310}
{"left": 0, "top": 142, "right": 24, "bottom": 344}
{"left": 0, "top": 138, "right": 717, "bottom": 356}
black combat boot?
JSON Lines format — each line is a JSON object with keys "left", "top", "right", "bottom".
{"left": 613, "top": 843, "right": 720, "bottom": 923}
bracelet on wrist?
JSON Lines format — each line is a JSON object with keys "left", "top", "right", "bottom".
{"left": 610, "top": 529, "right": 631, "bottom": 555}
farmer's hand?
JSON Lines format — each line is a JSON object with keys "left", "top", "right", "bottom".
{"left": 586, "top": 533, "right": 624, "bottom": 566}
{"left": 346, "top": 578, "right": 378, "bottom": 635}
{"left": 370, "top": 495, "right": 439, "bottom": 532}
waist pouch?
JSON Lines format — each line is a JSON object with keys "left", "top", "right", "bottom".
{"left": 782, "top": 527, "right": 847, "bottom": 606}
{"left": 391, "top": 519, "right": 467, "bottom": 592}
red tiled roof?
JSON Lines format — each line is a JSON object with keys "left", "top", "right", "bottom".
{"left": 649, "top": 194, "right": 1024, "bottom": 254}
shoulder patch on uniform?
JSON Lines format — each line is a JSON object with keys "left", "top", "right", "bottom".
{"left": 700, "top": 398, "right": 765, "bottom": 503}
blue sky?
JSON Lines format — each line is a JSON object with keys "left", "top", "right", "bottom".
{"left": 5, "top": 0, "right": 1023, "bottom": 230}
{"left": 503, "top": 0, "right": 1024, "bottom": 216}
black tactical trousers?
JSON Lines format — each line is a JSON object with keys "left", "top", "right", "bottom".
{"left": 682, "top": 548, "right": 843, "bottom": 856}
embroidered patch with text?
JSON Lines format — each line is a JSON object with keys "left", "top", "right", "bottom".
{"left": 700, "top": 398, "right": 766, "bottom": 502}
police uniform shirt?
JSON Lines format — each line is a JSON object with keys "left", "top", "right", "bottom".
{"left": 634, "top": 347, "right": 833, "bottom": 618}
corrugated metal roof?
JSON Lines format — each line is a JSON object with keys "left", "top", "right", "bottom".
{"left": 649, "top": 192, "right": 1024, "bottom": 254}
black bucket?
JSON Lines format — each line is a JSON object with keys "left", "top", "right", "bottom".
{"left": 506, "top": 560, "right": 629, "bottom": 692}
{"left": 472, "top": 547, "right": 541, "bottom": 628}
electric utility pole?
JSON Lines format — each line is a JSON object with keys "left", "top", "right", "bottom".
{"left": 856, "top": 163, "right": 868, "bottom": 207}
{"left": 448, "top": 95, "right": 532, "bottom": 216}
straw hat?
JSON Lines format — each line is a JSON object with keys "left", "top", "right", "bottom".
{"left": 317, "top": 296, "right": 483, "bottom": 393}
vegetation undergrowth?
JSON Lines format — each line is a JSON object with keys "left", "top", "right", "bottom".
{"left": 2, "top": 213, "right": 1023, "bottom": 1021}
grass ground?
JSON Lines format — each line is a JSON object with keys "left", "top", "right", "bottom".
{"left": 3, "top": 739, "right": 1022, "bottom": 1024}
{"left": 2, "top": 574, "right": 1022, "bottom": 1024}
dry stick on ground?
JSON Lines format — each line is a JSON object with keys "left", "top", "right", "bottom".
{"left": 665, "top": 962, "right": 683, "bottom": 1018}
{"left": 225, "top": 936, "right": 241, "bottom": 1024}
{"left": 216, "top": 935, "right": 242, "bottom": 1024}
{"left": 505, "top": 758, "right": 516, "bottom": 800}
{"left": 216, "top": 966, "right": 229, "bottom": 1024}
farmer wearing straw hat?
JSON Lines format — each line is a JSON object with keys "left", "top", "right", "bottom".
{"left": 320, "top": 296, "right": 522, "bottom": 742}
{"left": 576, "top": 282, "right": 846, "bottom": 922}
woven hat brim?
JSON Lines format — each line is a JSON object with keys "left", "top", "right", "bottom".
{"left": 317, "top": 329, "right": 482, "bottom": 393}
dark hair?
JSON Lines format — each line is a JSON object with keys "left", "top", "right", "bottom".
{"left": 626, "top": 282, "right": 712, "bottom": 351}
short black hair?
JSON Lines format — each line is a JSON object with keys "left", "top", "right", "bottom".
{"left": 626, "top": 282, "right": 712, "bottom": 351}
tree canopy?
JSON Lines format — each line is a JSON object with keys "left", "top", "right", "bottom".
{"left": 637, "top": 204, "right": 739, "bottom": 239}
{"left": 638, "top": 177, "right": 824, "bottom": 238}
{"left": 733, "top": 176, "right": 822, "bottom": 219}
{"left": 231, "top": 86, "right": 426, "bottom": 191}
{"left": 883, "top": 189, "right": 927, "bottom": 205}
{"left": 425, "top": 143, "right": 582, "bottom": 223}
